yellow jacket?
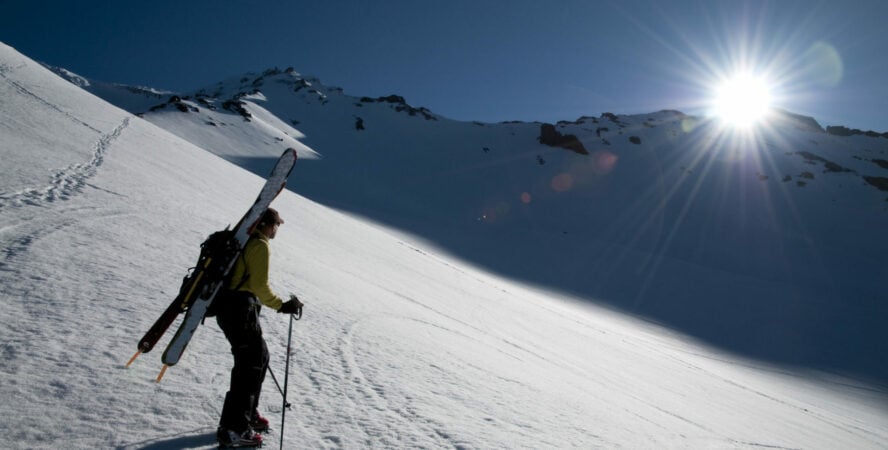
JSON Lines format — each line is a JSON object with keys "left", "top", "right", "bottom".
{"left": 228, "top": 232, "right": 284, "bottom": 311}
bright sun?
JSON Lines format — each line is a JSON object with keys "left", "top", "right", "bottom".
{"left": 712, "top": 73, "right": 773, "bottom": 127}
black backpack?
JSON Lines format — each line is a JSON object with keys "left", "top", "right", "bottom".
{"left": 173, "top": 229, "right": 246, "bottom": 319}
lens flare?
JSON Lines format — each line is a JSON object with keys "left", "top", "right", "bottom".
{"left": 591, "top": 151, "right": 618, "bottom": 175}
{"left": 801, "top": 41, "right": 843, "bottom": 87}
{"left": 551, "top": 173, "right": 574, "bottom": 192}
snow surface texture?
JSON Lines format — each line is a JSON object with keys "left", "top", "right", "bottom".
{"left": 1, "top": 41, "right": 887, "bottom": 449}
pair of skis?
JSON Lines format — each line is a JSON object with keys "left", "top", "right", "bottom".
{"left": 126, "top": 148, "right": 298, "bottom": 382}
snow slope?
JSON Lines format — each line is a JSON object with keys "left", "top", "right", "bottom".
{"left": 2, "top": 41, "right": 887, "bottom": 449}
{"left": 71, "top": 64, "right": 888, "bottom": 384}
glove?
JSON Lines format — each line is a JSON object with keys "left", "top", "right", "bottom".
{"left": 278, "top": 295, "right": 303, "bottom": 315}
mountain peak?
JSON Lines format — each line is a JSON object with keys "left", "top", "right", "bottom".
{"left": 770, "top": 108, "right": 824, "bottom": 133}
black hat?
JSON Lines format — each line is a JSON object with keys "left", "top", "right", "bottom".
{"left": 260, "top": 207, "right": 284, "bottom": 226}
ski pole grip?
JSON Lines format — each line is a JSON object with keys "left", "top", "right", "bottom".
{"left": 288, "top": 293, "right": 303, "bottom": 320}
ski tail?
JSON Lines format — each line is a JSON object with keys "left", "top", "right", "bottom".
{"left": 126, "top": 230, "right": 234, "bottom": 366}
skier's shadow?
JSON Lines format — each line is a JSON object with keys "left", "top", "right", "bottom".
{"left": 116, "top": 429, "right": 216, "bottom": 449}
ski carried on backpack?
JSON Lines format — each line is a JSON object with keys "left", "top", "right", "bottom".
{"left": 125, "top": 148, "right": 298, "bottom": 382}
{"left": 124, "top": 230, "right": 240, "bottom": 363}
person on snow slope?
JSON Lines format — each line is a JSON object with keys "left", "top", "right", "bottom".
{"left": 215, "top": 207, "right": 302, "bottom": 448}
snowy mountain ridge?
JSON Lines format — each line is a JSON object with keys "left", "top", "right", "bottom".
{"left": 58, "top": 61, "right": 888, "bottom": 383}
{"left": 2, "top": 41, "right": 887, "bottom": 449}
{"left": 57, "top": 64, "right": 888, "bottom": 198}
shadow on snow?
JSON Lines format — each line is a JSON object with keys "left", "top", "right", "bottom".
{"left": 228, "top": 156, "right": 888, "bottom": 387}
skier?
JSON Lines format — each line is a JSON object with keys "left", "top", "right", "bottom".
{"left": 215, "top": 207, "right": 303, "bottom": 448}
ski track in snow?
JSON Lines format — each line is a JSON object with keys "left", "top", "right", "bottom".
{"left": 0, "top": 63, "right": 102, "bottom": 134}
{"left": 0, "top": 117, "right": 129, "bottom": 209}
{"left": 0, "top": 204, "right": 146, "bottom": 448}
{"left": 312, "top": 316, "right": 455, "bottom": 448}
{"left": 0, "top": 215, "right": 76, "bottom": 272}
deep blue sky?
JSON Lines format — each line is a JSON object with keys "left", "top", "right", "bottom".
{"left": 2, "top": 0, "right": 886, "bottom": 130}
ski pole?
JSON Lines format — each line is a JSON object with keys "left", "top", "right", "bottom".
{"left": 280, "top": 313, "right": 294, "bottom": 450}
{"left": 267, "top": 365, "right": 291, "bottom": 408}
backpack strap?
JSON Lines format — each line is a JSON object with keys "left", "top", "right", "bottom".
{"left": 202, "top": 237, "right": 253, "bottom": 325}
{"left": 231, "top": 249, "right": 250, "bottom": 291}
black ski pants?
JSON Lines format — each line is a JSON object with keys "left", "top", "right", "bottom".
{"left": 216, "top": 292, "right": 269, "bottom": 433}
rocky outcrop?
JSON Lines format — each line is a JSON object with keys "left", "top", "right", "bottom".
{"left": 826, "top": 125, "right": 888, "bottom": 139}
{"left": 222, "top": 99, "right": 251, "bottom": 121}
{"left": 539, "top": 123, "right": 588, "bottom": 155}
{"left": 863, "top": 176, "right": 888, "bottom": 191}
{"left": 149, "top": 95, "right": 199, "bottom": 113}
{"left": 360, "top": 95, "right": 437, "bottom": 121}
